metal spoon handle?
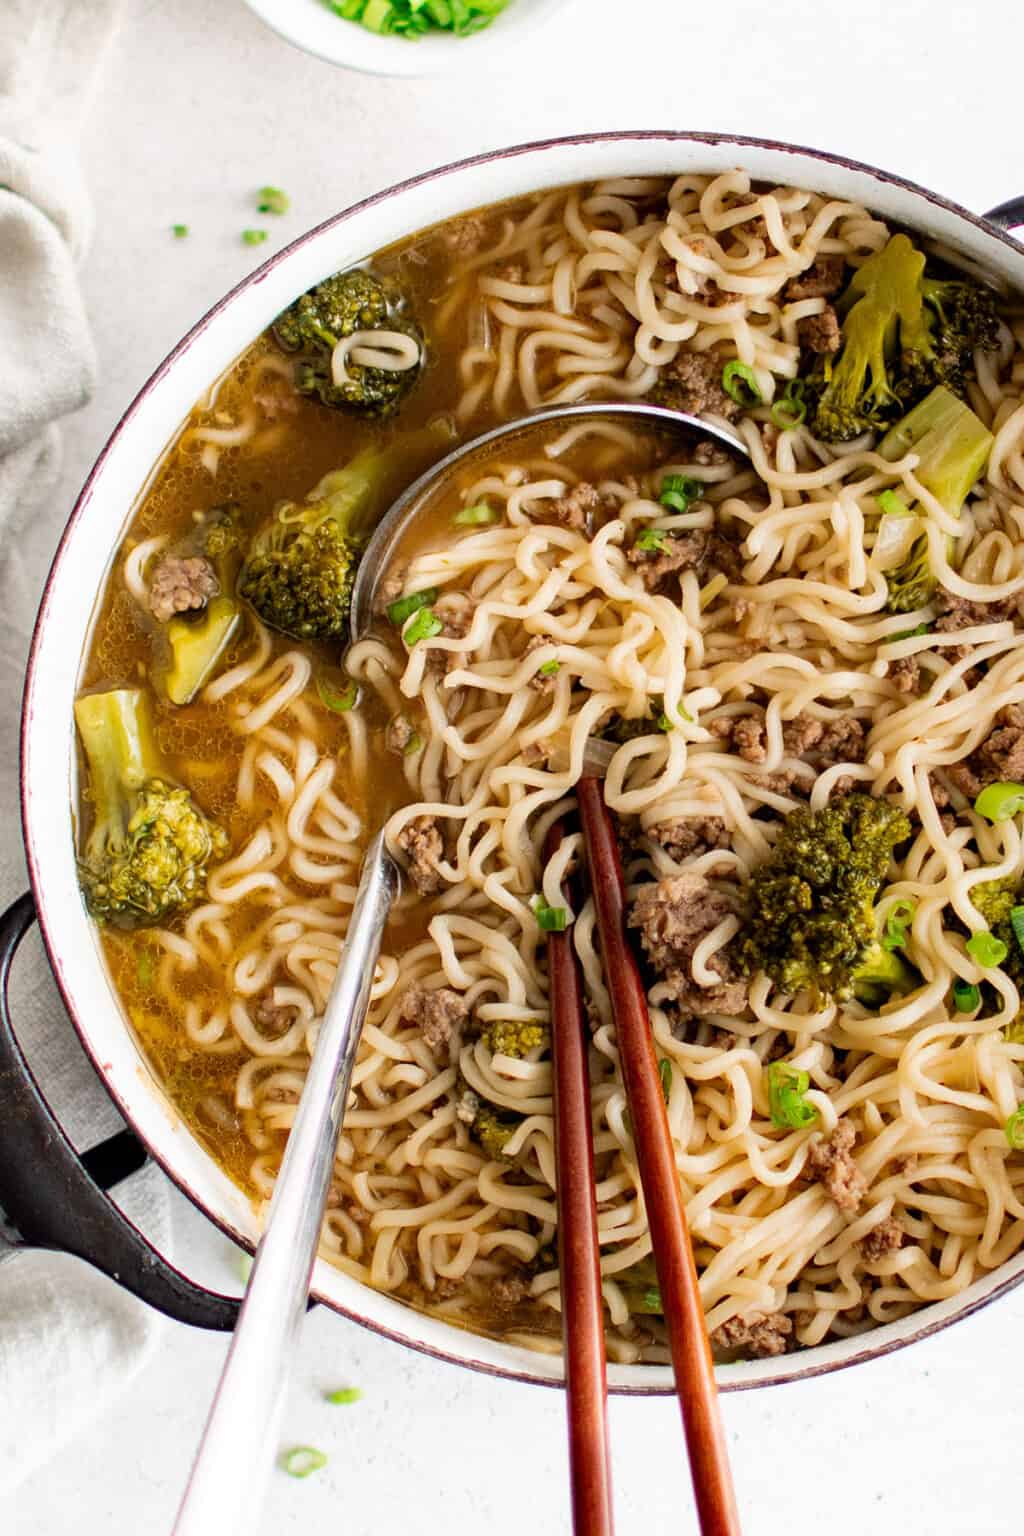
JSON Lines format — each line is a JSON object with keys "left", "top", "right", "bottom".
{"left": 173, "top": 832, "right": 399, "bottom": 1536}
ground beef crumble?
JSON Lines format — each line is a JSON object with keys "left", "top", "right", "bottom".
{"left": 947, "top": 703, "right": 1024, "bottom": 798}
{"left": 657, "top": 352, "right": 742, "bottom": 421}
{"left": 889, "top": 655, "right": 921, "bottom": 694}
{"left": 397, "top": 985, "right": 469, "bottom": 1051}
{"left": 525, "top": 634, "right": 558, "bottom": 692}
{"left": 254, "top": 995, "right": 298, "bottom": 1034}
{"left": 148, "top": 554, "right": 219, "bottom": 623}
{"left": 807, "top": 1119, "right": 867, "bottom": 1213}
{"left": 628, "top": 872, "right": 747, "bottom": 1016}
{"left": 797, "top": 306, "right": 841, "bottom": 354}
{"left": 395, "top": 815, "right": 445, "bottom": 895}
{"left": 859, "top": 1217, "right": 904, "bottom": 1261}
{"left": 491, "top": 1273, "right": 529, "bottom": 1308}
{"left": 710, "top": 709, "right": 866, "bottom": 767}
{"left": 711, "top": 1311, "right": 793, "bottom": 1358}
{"left": 546, "top": 481, "right": 602, "bottom": 532}
{"left": 784, "top": 256, "right": 846, "bottom": 301}
{"left": 646, "top": 816, "right": 731, "bottom": 860}
{"left": 385, "top": 715, "right": 417, "bottom": 755}
{"left": 627, "top": 526, "right": 742, "bottom": 593}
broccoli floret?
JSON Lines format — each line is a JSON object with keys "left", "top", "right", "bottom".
{"left": 164, "top": 596, "right": 242, "bottom": 706}
{"left": 273, "top": 269, "right": 421, "bottom": 417}
{"left": 472, "top": 1104, "right": 521, "bottom": 1162}
{"left": 883, "top": 533, "right": 935, "bottom": 615}
{"left": 806, "top": 235, "right": 1000, "bottom": 442}
{"left": 75, "top": 688, "right": 227, "bottom": 928}
{"left": 740, "top": 792, "right": 913, "bottom": 1001}
{"left": 851, "top": 944, "right": 918, "bottom": 1008}
{"left": 238, "top": 445, "right": 389, "bottom": 641}
{"left": 479, "top": 1019, "right": 548, "bottom": 1058}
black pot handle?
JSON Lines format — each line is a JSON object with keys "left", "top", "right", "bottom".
{"left": 984, "top": 198, "right": 1024, "bottom": 238}
{"left": 0, "top": 891, "right": 240, "bottom": 1331}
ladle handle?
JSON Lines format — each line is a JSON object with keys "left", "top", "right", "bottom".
{"left": 173, "top": 832, "right": 399, "bottom": 1536}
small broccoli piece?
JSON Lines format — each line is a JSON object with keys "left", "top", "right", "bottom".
{"left": 806, "top": 235, "right": 1000, "bottom": 442}
{"left": 472, "top": 1104, "right": 521, "bottom": 1162}
{"left": 851, "top": 944, "right": 918, "bottom": 1008}
{"left": 164, "top": 596, "right": 242, "bottom": 706}
{"left": 741, "top": 792, "right": 912, "bottom": 1001}
{"left": 273, "top": 268, "right": 421, "bottom": 417}
{"left": 238, "top": 446, "right": 389, "bottom": 641}
{"left": 479, "top": 1019, "right": 548, "bottom": 1058}
{"left": 75, "top": 688, "right": 227, "bottom": 927}
{"left": 883, "top": 533, "right": 935, "bottom": 615}
{"left": 203, "top": 504, "right": 243, "bottom": 562}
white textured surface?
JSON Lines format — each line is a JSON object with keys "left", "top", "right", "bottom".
{"left": 5, "top": 0, "right": 1024, "bottom": 1528}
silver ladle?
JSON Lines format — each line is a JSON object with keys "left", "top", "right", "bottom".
{"left": 173, "top": 402, "right": 749, "bottom": 1534}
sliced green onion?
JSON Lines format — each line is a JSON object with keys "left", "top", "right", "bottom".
{"left": 453, "top": 502, "right": 498, "bottom": 526}
{"left": 769, "top": 378, "right": 806, "bottom": 430}
{"left": 387, "top": 587, "right": 438, "bottom": 626}
{"left": 721, "top": 360, "right": 763, "bottom": 406}
{"left": 658, "top": 1057, "right": 673, "bottom": 1102}
{"left": 659, "top": 474, "right": 701, "bottom": 513}
{"left": 242, "top": 228, "right": 268, "bottom": 246}
{"left": 325, "top": 1387, "right": 362, "bottom": 1405}
{"left": 403, "top": 731, "right": 423, "bottom": 757}
{"left": 888, "top": 623, "right": 931, "bottom": 643}
{"left": 656, "top": 712, "right": 673, "bottom": 733}
{"left": 257, "top": 186, "right": 289, "bottom": 215}
{"left": 1006, "top": 1106, "right": 1024, "bottom": 1150}
{"left": 1011, "top": 907, "right": 1024, "bottom": 957}
{"left": 136, "top": 949, "right": 155, "bottom": 988}
{"left": 882, "top": 898, "right": 916, "bottom": 953}
{"left": 403, "top": 609, "right": 443, "bottom": 646}
{"left": 534, "top": 903, "right": 568, "bottom": 932}
{"left": 171, "top": 223, "right": 189, "bottom": 239}
{"left": 316, "top": 675, "right": 358, "bottom": 714}
{"left": 876, "top": 490, "right": 911, "bottom": 517}
{"left": 537, "top": 659, "right": 560, "bottom": 677}
{"left": 766, "top": 1062, "right": 818, "bottom": 1129}
{"left": 642, "top": 1287, "right": 663, "bottom": 1312}
{"left": 952, "top": 979, "right": 980, "bottom": 1013}
{"left": 635, "top": 527, "right": 670, "bottom": 552}
{"left": 974, "top": 782, "right": 1024, "bottom": 823}
{"left": 966, "top": 930, "right": 1008, "bottom": 968}
{"left": 281, "top": 1446, "right": 327, "bottom": 1478}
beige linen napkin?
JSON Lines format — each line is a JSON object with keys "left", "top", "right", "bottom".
{"left": 0, "top": 0, "right": 173, "bottom": 1498}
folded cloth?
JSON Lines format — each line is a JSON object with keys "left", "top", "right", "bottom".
{"left": 0, "top": 0, "right": 173, "bottom": 1499}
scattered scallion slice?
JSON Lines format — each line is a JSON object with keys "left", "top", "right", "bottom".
{"left": 887, "top": 623, "right": 931, "bottom": 643}
{"left": 769, "top": 378, "right": 806, "bottom": 430}
{"left": 876, "top": 490, "right": 910, "bottom": 517}
{"left": 325, "top": 1386, "right": 362, "bottom": 1405}
{"left": 171, "top": 223, "right": 189, "bottom": 239}
{"left": 656, "top": 712, "right": 673, "bottom": 733}
{"left": 242, "top": 228, "right": 268, "bottom": 246}
{"left": 635, "top": 527, "right": 670, "bottom": 552}
{"left": 765, "top": 1062, "right": 817, "bottom": 1129}
{"left": 974, "top": 782, "right": 1024, "bottom": 822}
{"left": 453, "top": 502, "right": 498, "bottom": 526}
{"left": 387, "top": 588, "right": 438, "bottom": 627}
{"left": 721, "top": 360, "right": 762, "bottom": 406}
{"left": 403, "top": 731, "right": 423, "bottom": 756}
{"left": 327, "top": 0, "right": 511, "bottom": 37}
{"left": 537, "top": 659, "right": 560, "bottom": 677}
{"left": 281, "top": 1446, "right": 327, "bottom": 1479}
{"left": 658, "top": 1057, "right": 673, "bottom": 1102}
{"left": 659, "top": 474, "right": 701, "bottom": 513}
{"left": 642, "top": 1287, "right": 662, "bottom": 1312}
{"left": 966, "top": 930, "right": 1008, "bottom": 968}
{"left": 1006, "top": 1105, "right": 1024, "bottom": 1151}
{"left": 257, "top": 186, "right": 289, "bottom": 215}
{"left": 403, "top": 609, "right": 443, "bottom": 646}
{"left": 951, "top": 979, "right": 980, "bottom": 1013}
{"left": 1011, "top": 907, "right": 1024, "bottom": 957}
{"left": 882, "top": 898, "right": 915, "bottom": 953}
{"left": 316, "top": 675, "right": 358, "bottom": 713}
{"left": 534, "top": 902, "right": 568, "bottom": 932}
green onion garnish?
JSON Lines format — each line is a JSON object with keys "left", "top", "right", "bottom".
{"left": 136, "top": 949, "right": 155, "bottom": 987}
{"left": 281, "top": 1446, "right": 327, "bottom": 1478}
{"left": 327, "top": 0, "right": 511, "bottom": 37}
{"left": 534, "top": 903, "right": 568, "bottom": 932}
{"left": 659, "top": 474, "right": 701, "bottom": 513}
{"left": 769, "top": 378, "right": 806, "bottom": 430}
{"left": 876, "top": 490, "right": 911, "bottom": 517}
{"left": 642, "top": 1287, "right": 663, "bottom": 1312}
{"left": 636, "top": 527, "right": 670, "bottom": 552}
{"left": 316, "top": 675, "right": 358, "bottom": 713}
{"left": 721, "top": 360, "right": 763, "bottom": 406}
{"left": 766, "top": 1062, "right": 818, "bottom": 1129}
{"left": 403, "top": 609, "right": 443, "bottom": 646}
{"left": 658, "top": 1057, "right": 673, "bottom": 1102}
{"left": 966, "top": 930, "right": 1008, "bottom": 968}
{"left": 325, "top": 1387, "right": 362, "bottom": 1405}
{"left": 171, "top": 224, "right": 189, "bottom": 239}
{"left": 257, "top": 186, "right": 289, "bottom": 215}
{"left": 387, "top": 588, "right": 438, "bottom": 626}
{"left": 974, "top": 782, "right": 1024, "bottom": 823}
{"left": 656, "top": 712, "right": 673, "bottom": 733}
{"left": 888, "top": 623, "right": 931, "bottom": 643}
{"left": 952, "top": 979, "right": 980, "bottom": 1013}
{"left": 882, "top": 898, "right": 915, "bottom": 953}
{"left": 403, "top": 731, "right": 423, "bottom": 756}
{"left": 1011, "top": 907, "right": 1024, "bottom": 958}
{"left": 1006, "top": 1106, "right": 1024, "bottom": 1150}
{"left": 242, "top": 228, "right": 268, "bottom": 246}
{"left": 453, "top": 502, "right": 498, "bottom": 526}
{"left": 538, "top": 659, "right": 560, "bottom": 677}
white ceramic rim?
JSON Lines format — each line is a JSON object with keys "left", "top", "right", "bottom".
{"left": 21, "top": 130, "right": 1024, "bottom": 1394}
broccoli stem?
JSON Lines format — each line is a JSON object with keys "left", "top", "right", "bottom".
{"left": 163, "top": 596, "right": 241, "bottom": 706}
{"left": 75, "top": 688, "right": 164, "bottom": 861}
{"left": 878, "top": 385, "right": 993, "bottom": 513}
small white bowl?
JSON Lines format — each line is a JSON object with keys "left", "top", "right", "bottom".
{"left": 240, "top": 0, "right": 577, "bottom": 77}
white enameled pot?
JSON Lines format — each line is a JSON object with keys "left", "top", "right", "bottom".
{"left": 14, "top": 132, "right": 1024, "bottom": 1394}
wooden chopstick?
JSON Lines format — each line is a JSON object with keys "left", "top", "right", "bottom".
{"left": 576, "top": 777, "right": 742, "bottom": 1536}
{"left": 544, "top": 822, "right": 614, "bottom": 1536}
